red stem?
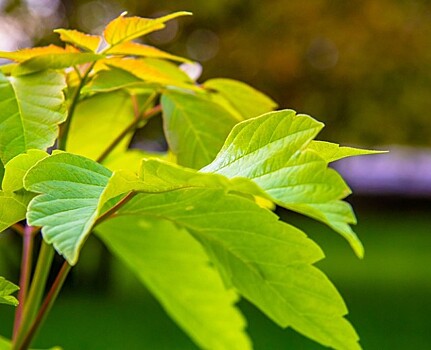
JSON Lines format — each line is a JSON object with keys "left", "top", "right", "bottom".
{"left": 12, "top": 226, "right": 36, "bottom": 338}
{"left": 17, "top": 261, "right": 71, "bottom": 350}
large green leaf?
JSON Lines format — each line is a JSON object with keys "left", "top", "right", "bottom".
{"left": 0, "top": 277, "right": 19, "bottom": 306}
{"left": 161, "top": 91, "right": 237, "bottom": 169}
{"left": 97, "top": 217, "right": 251, "bottom": 350}
{"left": 24, "top": 152, "right": 112, "bottom": 265}
{"left": 0, "top": 70, "right": 66, "bottom": 164}
{"left": 13, "top": 53, "right": 103, "bottom": 76}
{"left": 66, "top": 91, "right": 136, "bottom": 160}
{"left": 204, "top": 78, "right": 277, "bottom": 119}
{"left": 202, "top": 110, "right": 364, "bottom": 257}
{"left": 103, "top": 12, "right": 192, "bottom": 46}
{"left": 308, "top": 141, "right": 386, "bottom": 163}
{"left": 113, "top": 188, "right": 360, "bottom": 350}
{"left": 0, "top": 150, "right": 47, "bottom": 233}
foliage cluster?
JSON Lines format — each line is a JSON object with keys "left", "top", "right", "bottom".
{"left": 0, "top": 11, "right": 380, "bottom": 350}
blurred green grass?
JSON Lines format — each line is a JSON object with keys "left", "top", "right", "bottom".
{"left": 1, "top": 204, "right": 430, "bottom": 349}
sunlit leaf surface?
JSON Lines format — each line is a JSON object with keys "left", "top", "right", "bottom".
{"left": 202, "top": 110, "right": 364, "bottom": 257}
{"left": 98, "top": 218, "right": 251, "bottom": 350}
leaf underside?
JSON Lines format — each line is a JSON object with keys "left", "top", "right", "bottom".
{"left": 24, "top": 153, "right": 112, "bottom": 265}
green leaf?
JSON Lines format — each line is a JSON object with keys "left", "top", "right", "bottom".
{"left": 105, "top": 42, "right": 189, "bottom": 62}
{"left": 97, "top": 217, "right": 251, "bottom": 350}
{"left": 202, "top": 110, "right": 364, "bottom": 257}
{"left": 139, "top": 158, "right": 266, "bottom": 198}
{"left": 13, "top": 53, "right": 103, "bottom": 76}
{"left": 0, "top": 336, "right": 8, "bottom": 350}
{"left": 161, "top": 90, "right": 237, "bottom": 169}
{"left": 66, "top": 91, "right": 135, "bottom": 160}
{"left": 24, "top": 152, "right": 112, "bottom": 265}
{"left": 113, "top": 188, "right": 360, "bottom": 350}
{"left": 0, "top": 277, "right": 19, "bottom": 306}
{"left": 0, "top": 70, "right": 67, "bottom": 164}
{"left": 82, "top": 67, "right": 144, "bottom": 93}
{"left": 204, "top": 78, "right": 277, "bottom": 119}
{"left": 104, "top": 149, "right": 166, "bottom": 173}
{"left": 105, "top": 58, "right": 199, "bottom": 91}
{"left": 0, "top": 192, "right": 28, "bottom": 233}
{"left": 308, "top": 141, "right": 387, "bottom": 163}
{"left": 104, "top": 11, "right": 192, "bottom": 46}
{"left": 0, "top": 150, "right": 48, "bottom": 233}
{"left": 54, "top": 29, "right": 102, "bottom": 52}
{"left": 2, "top": 149, "right": 48, "bottom": 192}
{"left": 140, "top": 58, "right": 193, "bottom": 83}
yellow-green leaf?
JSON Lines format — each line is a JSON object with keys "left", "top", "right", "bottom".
{"left": 308, "top": 141, "right": 387, "bottom": 163}
{"left": 202, "top": 110, "right": 364, "bottom": 257}
{"left": 204, "top": 78, "right": 277, "bottom": 119}
{"left": 97, "top": 218, "right": 251, "bottom": 350}
{"left": 106, "top": 41, "right": 189, "bottom": 62}
{"left": 54, "top": 29, "right": 102, "bottom": 52}
{"left": 66, "top": 91, "right": 135, "bottom": 160}
{"left": 13, "top": 53, "right": 103, "bottom": 76}
{"left": 0, "top": 45, "right": 66, "bottom": 62}
{"left": 0, "top": 277, "right": 19, "bottom": 306}
{"left": 104, "top": 11, "right": 192, "bottom": 46}
{"left": 113, "top": 188, "right": 361, "bottom": 350}
{"left": 105, "top": 58, "right": 198, "bottom": 91}
{"left": 161, "top": 90, "right": 237, "bottom": 169}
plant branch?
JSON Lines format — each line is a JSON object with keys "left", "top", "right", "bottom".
{"left": 12, "top": 225, "right": 38, "bottom": 338}
{"left": 96, "top": 102, "right": 161, "bottom": 163}
{"left": 58, "top": 62, "right": 96, "bottom": 151}
{"left": 94, "top": 191, "right": 136, "bottom": 226}
{"left": 12, "top": 241, "right": 54, "bottom": 348}
{"left": 17, "top": 261, "right": 72, "bottom": 350}
{"left": 11, "top": 223, "right": 25, "bottom": 236}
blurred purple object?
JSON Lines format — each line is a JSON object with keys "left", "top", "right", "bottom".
{"left": 333, "top": 146, "right": 431, "bottom": 197}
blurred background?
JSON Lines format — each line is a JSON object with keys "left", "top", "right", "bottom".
{"left": 0, "top": 0, "right": 430, "bottom": 349}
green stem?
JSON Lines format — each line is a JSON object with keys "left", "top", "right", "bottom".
{"left": 12, "top": 241, "right": 54, "bottom": 349}
{"left": 12, "top": 226, "right": 37, "bottom": 338}
{"left": 17, "top": 262, "right": 72, "bottom": 350}
{"left": 58, "top": 62, "right": 96, "bottom": 151}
